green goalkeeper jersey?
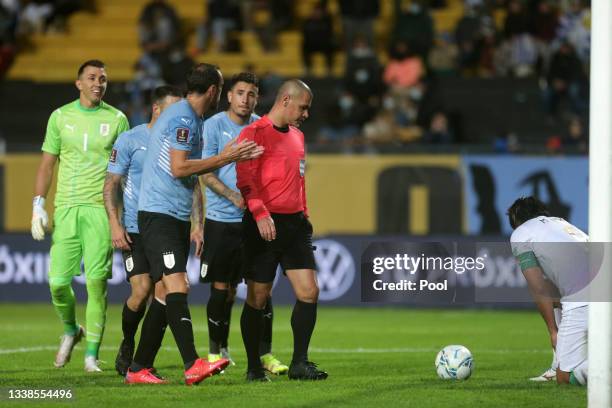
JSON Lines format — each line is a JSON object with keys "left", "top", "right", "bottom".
{"left": 42, "top": 99, "right": 130, "bottom": 208}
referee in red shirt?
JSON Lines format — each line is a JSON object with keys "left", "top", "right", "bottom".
{"left": 236, "top": 79, "right": 327, "bottom": 382}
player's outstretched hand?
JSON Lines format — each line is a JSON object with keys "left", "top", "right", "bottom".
{"left": 221, "top": 139, "right": 264, "bottom": 163}
{"left": 191, "top": 226, "right": 204, "bottom": 257}
{"left": 31, "top": 196, "right": 49, "bottom": 241}
{"left": 257, "top": 216, "right": 276, "bottom": 241}
{"left": 111, "top": 222, "right": 132, "bottom": 251}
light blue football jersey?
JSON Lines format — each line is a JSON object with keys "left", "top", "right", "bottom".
{"left": 138, "top": 99, "right": 203, "bottom": 221}
{"left": 202, "top": 112, "right": 259, "bottom": 223}
{"left": 107, "top": 123, "right": 150, "bottom": 233}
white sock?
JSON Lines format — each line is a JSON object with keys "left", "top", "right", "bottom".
{"left": 571, "top": 360, "right": 588, "bottom": 385}
{"left": 551, "top": 308, "right": 562, "bottom": 370}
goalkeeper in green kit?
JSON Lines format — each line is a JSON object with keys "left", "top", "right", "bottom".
{"left": 32, "top": 60, "right": 130, "bottom": 372}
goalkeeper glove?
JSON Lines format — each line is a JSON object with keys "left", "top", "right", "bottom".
{"left": 31, "top": 196, "right": 48, "bottom": 241}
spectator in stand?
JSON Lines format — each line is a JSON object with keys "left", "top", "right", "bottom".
{"left": 529, "top": 0, "right": 559, "bottom": 74}
{"left": 391, "top": 0, "right": 434, "bottom": 65}
{"left": 301, "top": 1, "right": 335, "bottom": 77}
{"left": 556, "top": 0, "right": 590, "bottom": 63}
{"left": 344, "top": 34, "right": 383, "bottom": 103}
{"left": 317, "top": 91, "right": 368, "bottom": 148}
{"left": 503, "top": 0, "right": 529, "bottom": 39}
{"left": 45, "top": 0, "right": 93, "bottom": 32}
{"left": 530, "top": 1, "right": 559, "bottom": 44}
{"left": 543, "top": 41, "right": 587, "bottom": 116}
{"left": 454, "top": 5, "right": 484, "bottom": 75}
{"left": 240, "top": 0, "right": 292, "bottom": 52}
{"left": 196, "top": 0, "right": 241, "bottom": 53}
{"left": 363, "top": 90, "right": 423, "bottom": 145}
{"left": 138, "top": 0, "right": 180, "bottom": 65}
{"left": 561, "top": 116, "right": 587, "bottom": 153}
{"left": 338, "top": 0, "right": 379, "bottom": 49}
{"left": 383, "top": 40, "right": 424, "bottom": 93}
{"left": 160, "top": 43, "right": 195, "bottom": 88}
{"left": 423, "top": 111, "right": 453, "bottom": 144}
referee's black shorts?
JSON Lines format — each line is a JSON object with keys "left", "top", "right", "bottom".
{"left": 122, "top": 232, "right": 150, "bottom": 282}
{"left": 138, "top": 211, "right": 191, "bottom": 283}
{"left": 200, "top": 218, "right": 243, "bottom": 286}
{"left": 242, "top": 210, "right": 316, "bottom": 283}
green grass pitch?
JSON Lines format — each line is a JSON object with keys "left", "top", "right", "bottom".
{"left": 0, "top": 304, "right": 586, "bottom": 408}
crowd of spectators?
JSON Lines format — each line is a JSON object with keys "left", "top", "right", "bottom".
{"left": 0, "top": 0, "right": 93, "bottom": 78}
{"left": 2, "top": 0, "right": 589, "bottom": 152}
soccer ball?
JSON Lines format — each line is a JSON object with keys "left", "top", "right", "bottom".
{"left": 435, "top": 345, "right": 474, "bottom": 380}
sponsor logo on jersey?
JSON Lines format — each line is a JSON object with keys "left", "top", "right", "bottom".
{"left": 176, "top": 128, "right": 190, "bottom": 143}
{"left": 109, "top": 148, "right": 117, "bottom": 163}
{"left": 100, "top": 123, "right": 110, "bottom": 136}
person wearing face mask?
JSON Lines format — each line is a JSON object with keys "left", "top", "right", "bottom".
{"left": 31, "top": 60, "right": 130, "bottom": 373}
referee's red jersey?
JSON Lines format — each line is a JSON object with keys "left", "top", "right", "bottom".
{"left": 236, "top": 115, "right": 308, "bottom": 221}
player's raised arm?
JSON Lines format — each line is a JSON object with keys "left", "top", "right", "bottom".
{"left": 169, "top": 139, "right": 262, "bottom": 178}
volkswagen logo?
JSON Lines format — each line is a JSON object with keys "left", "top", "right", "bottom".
{"left": 314, "top": 239, "right": 355, "bottom": 301}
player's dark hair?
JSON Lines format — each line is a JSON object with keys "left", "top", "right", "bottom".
{"left": 186, "top": 63, "right": 221, "bottom": 94}
{"left": 507, "top": 196, "right": 550, "bottom": 229}
{"left": 152, "top": 85, "right": 183, "bottom": 103}
{"left": 230, "top": 72, "right": 259, "bottom": 89}
{"left": 77, "top": 59, "right": 105, "bottom": 78}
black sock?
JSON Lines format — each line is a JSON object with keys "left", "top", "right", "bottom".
{"left": 259, "top": 297, "right": 273, "bottom": 356}
{"left": 122, "top": 302, "right": 146, "bottom": 344}
{"left": 291, "top": 300, "right": 317, "bottom": 363}
{"left": 241, "top": 302, "right": 264, "bottom": 371}
{"left": 221, "top": 296, "right": 234, "bottom": 349}
{"left": 207, "top": 287, "right": 228, "bottom": 354}
{"left": 131, "top": 298, "right": 167, "bottom": 370}
{"left": 166, "top": 292, "right": 198, "bottom": 369}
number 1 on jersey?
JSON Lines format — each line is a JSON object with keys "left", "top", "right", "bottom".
{"left": 83, "top": 133, "right": 88, "bottom": 151}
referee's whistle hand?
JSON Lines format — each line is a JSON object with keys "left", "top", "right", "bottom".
{"left": 257, "top": 216, "right": 276, "bottom": 241}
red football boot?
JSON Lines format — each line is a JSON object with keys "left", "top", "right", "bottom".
{"left": 125, "top": 368, "right": 168, "bottom": 384}
{"left": 184, "top": 358, "right": 230, "bottom": 385}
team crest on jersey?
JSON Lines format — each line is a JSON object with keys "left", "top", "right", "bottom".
{"left": 125, "top": 256, "right": 134, "bottom": 272}
{"left": 176, "top": 128, "right": 190, "bottom": 143}
{"left": 299, "top": 159, "right": 306, "bottom": 177}
{"left": 163, "top": 251, "right": 175, "bottom": 269}
{"left": 200, "top": 263, "right": 208, "bottom": 278}
{"left": 110, "top": 148, "right": 117, "bottom": 163}
{"left": 100, "top": 123, "right": 110, "bottom": 136}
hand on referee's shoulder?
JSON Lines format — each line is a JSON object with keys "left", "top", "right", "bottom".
{"left": 221, "top": 139, "right": 264, "bottom": 163}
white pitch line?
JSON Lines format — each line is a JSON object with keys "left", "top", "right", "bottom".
{"left": 0, "top": 346, "right": 550, "bottom": 355}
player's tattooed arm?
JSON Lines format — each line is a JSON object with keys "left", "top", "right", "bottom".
{"left": 190, "top": 178, "right": 204, "bottom": 257}
{"left": 103, "top": 173, "right": 131, "bottom": 250}
{"left": 200, "top": 173, "right": 245, "bottom": 209}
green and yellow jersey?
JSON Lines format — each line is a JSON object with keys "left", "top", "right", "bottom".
{"left": 42, "top": 99, "right": 130, "bottom": 208}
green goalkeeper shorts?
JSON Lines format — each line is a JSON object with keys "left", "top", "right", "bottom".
{"left": 48, "top": 206, "right": 112, "bottom": 286}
